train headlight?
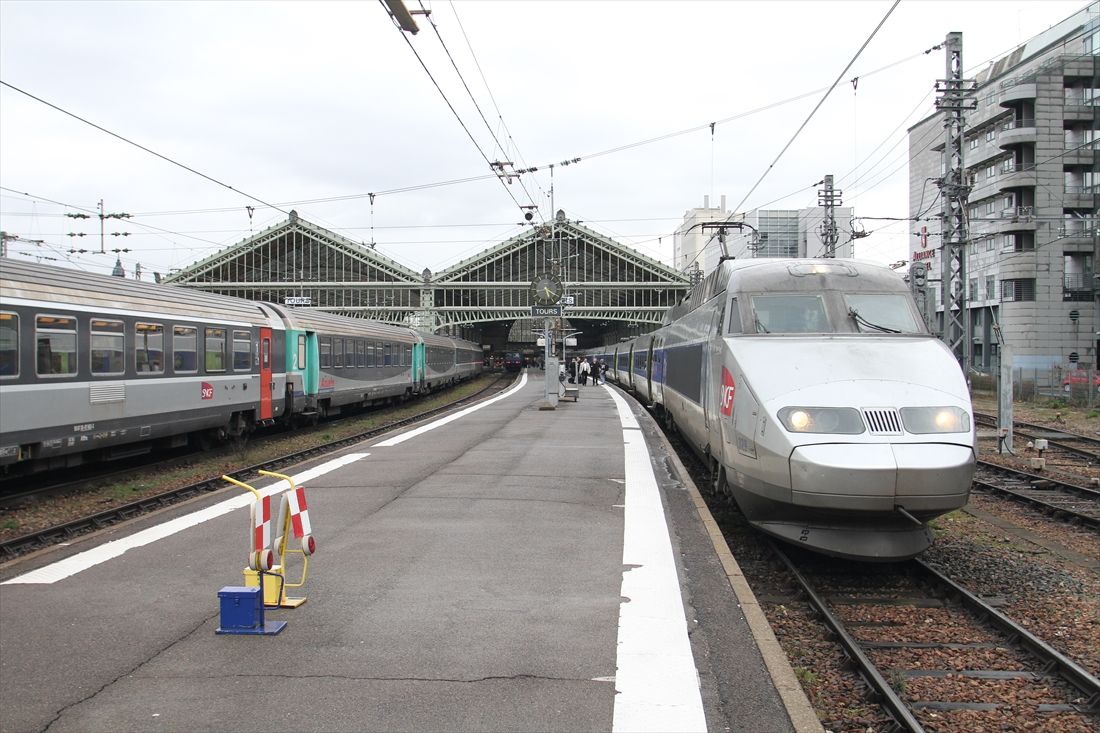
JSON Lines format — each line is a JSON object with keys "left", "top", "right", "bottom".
{"left": 778, "top": 407, "right": 865, "bottom": 434}
{"left": 900, "top": 406, "right": 970, "bottom": 434}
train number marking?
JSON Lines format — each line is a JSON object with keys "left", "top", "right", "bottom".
{"left": 201, "top": 382, "right": 214, "bottom": 400}
{"left": 73, "top": 423, "right": 95, "bottom": 432}
{"left": 720, "top": 367, "right": 735, "bottom": 417}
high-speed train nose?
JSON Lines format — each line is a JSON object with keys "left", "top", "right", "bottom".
{"left": 789, "top": 443, "right": 975, "bottom": 513}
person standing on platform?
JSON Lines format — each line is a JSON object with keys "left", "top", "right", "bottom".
{"left": 579, "top": 358, "right": 590, "bottom": 386}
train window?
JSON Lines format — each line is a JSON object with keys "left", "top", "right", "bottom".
{"left": 35, "top": 315, "right": 77, "bottom": 376}
{"left": 205, "top": 328, "right": 226, "bottom": 372}
{"left": 750, "top": 295, "right": 829, "bottom": 334}
{"left": 333, "top": 338, "right": 344, "bottom": 368}
{"left": 404, "top": 346, "right": 411, "bottom": 367}
{"left": 0, "top": 312, "right": 18, "bottom": 378}
{"left": 843, "top": 294, "right": 922, "bottom": 334}
{"left": 320, "top": 338, "right": 331, "bottom": 368}
{"left": 135, "top": 323, "right": 164, "bottom": 374}
{"left": 356, "top": 341, "right": 366, "bottom": 367}
{"left": 297, "top": 335, "right": 307, "bottom": 370}
{"left": 727, "top": 298, "right": 742, "bottom": 334}
{"left": 90, "top": 319, "right": 125, "bottom": 375}
{"left": 233, "top": 330, "right": 251, "bottom": 371}
{"left": 384, "top": 343, "right": 392, "bottom": 367}
{"left": 173, "top": 326, "right": 197, "bottom": 372}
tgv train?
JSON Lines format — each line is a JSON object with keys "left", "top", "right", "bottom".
{"left": 0, "top": 260, "right": 482, "bottom": 475}
{"left": 591, "top": 258, "right": 976, "bottom": 560}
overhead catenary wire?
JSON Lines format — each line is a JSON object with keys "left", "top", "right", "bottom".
{"left": 380, "top": 0, "right": 527, "bottom": 215}
{"left": 0, "top": 80, "right": 290, "bottom": 217}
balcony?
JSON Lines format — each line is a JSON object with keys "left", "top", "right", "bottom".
{"left": 998, "top": 82, "right": 1037, "bottom": 105}
{"left": 1061, "top": 140, "right": 1097, "bottom": 166}
{"left": 995, "top": 164, "right": 1036, "bottom": 190}
{"left": 1064, "top": 185, "right": 1099, "bottom": 210}
{"left": 992, "top": 206, "right": 1039, "bottom": 234}
{"left": 1064, "top": 271, "right": 1095, "bottom": 288}
{"left": 998, "top": 119, "right": 1036, "bottom": 148}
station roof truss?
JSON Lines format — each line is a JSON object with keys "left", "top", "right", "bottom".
{"left": 165, "top": 212, "right": 691, "bottom": 331}
{"left": 429, "top": 216, "right": 691, "bottom": 328}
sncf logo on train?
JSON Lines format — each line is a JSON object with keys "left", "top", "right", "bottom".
{"left": 201, "top": 382, "right": 214, "bottom": 400}
{"left": 720, "top": 367, "right": 735, "bottom": 416}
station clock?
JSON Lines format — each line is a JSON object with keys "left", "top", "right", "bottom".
{"left": 530, "top": 272, "right": 565, "bottom": 306}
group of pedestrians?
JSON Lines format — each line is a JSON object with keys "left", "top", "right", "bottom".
{"left": 563, "top": 356, "right": 606, "bottom": 386}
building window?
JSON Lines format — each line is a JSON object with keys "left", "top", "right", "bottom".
{"left": 985, "top": 164, "right": 996, "bottom": 179}
{"left": 985, "top": 128, "right": 995, "bottom": 142}
{"left": 1001, "top": 194, "right": 1014, "bottom": 212}
{"left": 986, "top": 276, "right": 995, "bottom": 300}
{"left": 969, "top": 137, "right": 979, "bottom": 150}
{"left": 1001, "top": 279, "right": 1035, "bottom": 302}
{"left": 985, "top": 200, "right": 996, "bottom": 215}
{"left": 968, "top": 278, "right": 978, "bottom": 299}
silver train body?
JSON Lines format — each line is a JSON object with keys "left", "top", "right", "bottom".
{"left": 591, "top": 259, "right": 976, "bottom": 560}
{"left": 0, "top": 260, "right": 482, "bottom": 474}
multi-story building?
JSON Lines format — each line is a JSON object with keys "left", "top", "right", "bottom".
{"left": 674, "top": 197, "right": 854, "bottom": 278}
{"left": 907, "top": 3, "right": 1099, "bottom": 371}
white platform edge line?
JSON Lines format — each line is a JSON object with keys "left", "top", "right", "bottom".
{"left": 2, "top": 452, "right": 369, "bottom": 585}
{"left": 375, "top": 371, "right": 528, "bottom": 447}
{"left": 605, "top": 387, "right": 707, "bottom": 733}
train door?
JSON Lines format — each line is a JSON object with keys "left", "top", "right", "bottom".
{"left": 702, "top": 300, "right": 726, "bottom": 449}
{"left": 645, "top": 336, "right": 655, "bottom": 404}
{"left": 259, "top": 327, "right": 273, "bottom": 420}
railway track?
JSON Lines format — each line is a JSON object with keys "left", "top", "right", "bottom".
{"left": 974, "top": 460, "right": 1100, "bottom": 530}
{"left": 974, "top": 412, "right": 1100, "bottom": 463}
{"left": 769, "top": 541, "right": 1100, "bottom": 731}
{"left": 0, "top": 375, "right": 512, "bottom": 561}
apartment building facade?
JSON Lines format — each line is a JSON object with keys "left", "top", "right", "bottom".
{"left": 907, "top": 3, "right": 1099, "bottom": 371}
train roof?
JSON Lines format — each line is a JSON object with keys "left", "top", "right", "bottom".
{"left": 263, "top": 303, "right": 417, "bottom": 339}
{"left": 664, "top": 258, "right": 908, "bottom": 324}
{"left": 0, "top": 259, "right": 273, "bottom": 325}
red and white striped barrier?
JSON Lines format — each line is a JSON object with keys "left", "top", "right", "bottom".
{"left": 286, "top": 485, "right": 316, "bottom": 556}
{"left": 249, "top": 495, "right": 274, "bottom": 572}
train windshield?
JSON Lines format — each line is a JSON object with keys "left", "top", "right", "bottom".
{"left": 750, "top": 295, "right": 829, "bottom": 333}
{"left": 844, "top": 294, "right": 922, "bottom": 333}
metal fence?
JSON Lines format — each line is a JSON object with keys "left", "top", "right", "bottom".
{"left": 972, "top": 366, "right": 1099, "bottom": 407}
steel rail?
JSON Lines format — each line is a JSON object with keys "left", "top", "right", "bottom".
{"left": 768, "top": 540, "right": 926, "bottom": 733}
{"left": 975, "top": 461, "right": 1100, "bottom": 529}
{"left": 914, "top": 559, "right": 1100, "bottom": 711}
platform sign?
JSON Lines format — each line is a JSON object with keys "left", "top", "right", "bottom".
{"left": 560, "top": 295, "right": 575, "bottom": 306}
{"left": 532, "top": 304, "right": 562, "bottom": 317}
{"left": 284, "top": 296, "right": 312, "bottom": 306}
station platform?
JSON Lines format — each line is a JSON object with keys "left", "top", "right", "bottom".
{"left": 0, "top": 371, "right": 821, "bottom": 733}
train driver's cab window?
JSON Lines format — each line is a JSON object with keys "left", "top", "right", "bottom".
{"left": 136, "top": 323, "right": 164, "bottom": 373}
{"left": 233, "top": 330, "right": 252, "bottom": 371}
{"left": 297, "top": 335, "right": 307, "bottom": 370}
{"left": 0, "top": 312, "right": 18, "bottom": 377}
{"left": 205, "top": 328, "right": 227, "bottom": 371}
{"left": 90, "top": 319, "right": 125, "bottom": 375}
{"left": 750, "top": 295, "right": 829, "bottom": 334}
{"left": 843, "top": 294, "right": 922, "bottom": 334}
{"left": 173, "top": 326, "right": 198, "bottom": 373}
{"left": 727, "top": 298, "right": 742, "bottom": 334}
{"left": 35, "top": 315, "right": 77, "bottom": 376}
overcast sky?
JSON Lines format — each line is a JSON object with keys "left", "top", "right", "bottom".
{"left": 0, "top": 0, "right": 1088, "bottom": 280}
